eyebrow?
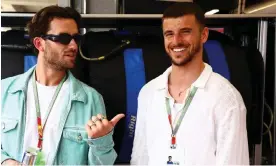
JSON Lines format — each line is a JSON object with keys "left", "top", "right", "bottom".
{"left": 163, "top": 27, "right": 192, "bottom": 35}
{"left": 163, "top": 30, "right": 173, "bottom": 35}
{"left": 180, "top": 28, "right": 192, "bottom": 31}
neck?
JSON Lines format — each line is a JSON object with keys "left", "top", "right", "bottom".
{"left": 169, "top": 58, "right": 204, "bottom": 89}
{"left": 35, "top": 60, "right": 66, "bottom": 86}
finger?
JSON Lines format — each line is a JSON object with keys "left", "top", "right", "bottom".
{"left": 85, "top": 124, "right": 93, "bottom": 136}
{"left": 86, "top": 124, "right": 98, "bottom": 138}
{"left": 97, "top": 114, "right": 107, "bottom": 120}
{"left": 96, "top": 114, "right": 109, "bottom": 126}
{"left": 87, "top": 119, "right": 94, "bottom": 127}
{"left": 90, "top": 124, "right": 98, "bottom": 132}
{"left": 110, "top": 114, "right": 125, "bottom": 127}
{"left": 86, "top": 119, "right": 94, "bottom": 131}
{"left": 101, "top": 119, "right": 109, "bottom": 126}
{"left": 92, "top": 116, "right": 101, "bottom": 125}
{"left": 95, "top": 119, "right": 103, "bottom": 130}
{"left": 91, "top": 116, "right": 100, "bottom": 125}
{"left": 91, "top": 116, "right": 98, "bottom": 122}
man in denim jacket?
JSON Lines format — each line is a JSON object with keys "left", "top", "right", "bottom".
{"left": 1, "top": 5, "right": 124, "bottom": 165}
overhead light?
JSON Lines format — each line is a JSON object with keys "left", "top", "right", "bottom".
{"left": 245, "top": 1, "right": 276, "bottom": 13}
{"left": 205, "top": 9, "right": 220, "bottom": 15}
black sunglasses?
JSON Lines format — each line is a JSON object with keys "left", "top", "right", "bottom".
{"left": 41, "top": 33, "right": 82, "bottom": 45}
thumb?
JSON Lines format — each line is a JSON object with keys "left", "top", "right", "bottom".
{"left": 110, "top": 114, "right": 125, "bottom": 126}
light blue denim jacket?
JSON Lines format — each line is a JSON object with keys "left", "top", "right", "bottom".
{"left": 1, "top": 66, "right": 117, "bottom": 165}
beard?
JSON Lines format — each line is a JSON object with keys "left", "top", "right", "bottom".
{"left": 43, "top": 43, "right": 76, "bottom": 71}
{"left": 168, "top": 40, "right": 201, "bottom": 66}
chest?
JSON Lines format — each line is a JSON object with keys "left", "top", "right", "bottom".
{"left": 168, "top": 88, "right": 188, "bottom": 103}
{"left": 145, "top": 90, "right": 216, "bottom": 146}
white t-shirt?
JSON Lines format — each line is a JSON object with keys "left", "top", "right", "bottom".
{"left": 22, "top": 78, "right": 69, "bottom": 164}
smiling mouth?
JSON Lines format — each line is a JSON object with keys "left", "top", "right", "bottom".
{"left": 173, "top": 48, "right": 186, "bottom": 52}
{"left": 171, "top": 46, "right": 190, "bottom": 53}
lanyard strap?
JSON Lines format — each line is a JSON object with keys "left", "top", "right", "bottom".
{"left": 166, "top": 87, "right": 198, "bottom": 138}
{"left": 32, "top": 70, "right": 67, "bottom": 150}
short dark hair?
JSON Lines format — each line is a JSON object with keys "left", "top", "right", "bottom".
{"left": 27, "top": 5, "right": 81, "bottom": 54}
{"left": 162, "top": 2, "right": 205, "bottom": 30}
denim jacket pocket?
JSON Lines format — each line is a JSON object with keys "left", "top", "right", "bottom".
{"left": 62, "top": 128, "right": 88, "bottom": 144}
{"left": 57, "top": 128, "right": 89, "bottom": 165}
{"left": 1, "top": 118, "right": 18, "bottom": 133}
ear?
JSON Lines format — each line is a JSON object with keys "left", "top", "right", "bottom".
{"left": 201, "top": 27, "right": 209, "bottom": 44}
{"left": 33, "top": 37, "right": 45, "bottom": 53}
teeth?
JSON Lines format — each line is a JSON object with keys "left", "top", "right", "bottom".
{"left": 173, "top": 48, "right": 185, "bottom": 52}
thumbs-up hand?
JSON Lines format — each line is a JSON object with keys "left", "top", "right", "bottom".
{"left": 85, "top": 113, "right": 125, "bottom": 138}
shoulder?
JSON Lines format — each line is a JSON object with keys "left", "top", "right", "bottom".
{"left": 1, "top": 74, "right": 22, "bottom": 93}
{"left": 139, "top": 66, "right": 171, "bottom": 98}
{"left": 138, "top": 74, "right": 163, "bottom": 99}
{"left": 2, "top": 74, "right": 21, "bottom": 85}
{"left": 68, "top": 72, "right": 106, "bottom": 110}
{"left": 75, "top": 79, "right": 103, "bottom": 100}
{"left": 207, "top": 72, "right": 245, "bottom": 109}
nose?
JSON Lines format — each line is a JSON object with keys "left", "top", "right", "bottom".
{"left": 172, "top": 34, "right": 182, "bottom": 44}
{"left": 68, "top": 39, "right": 78, "bottom": 52}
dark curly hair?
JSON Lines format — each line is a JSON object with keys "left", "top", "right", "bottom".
{"left": 27, "top": 5, "right": 81, "bottom": 54}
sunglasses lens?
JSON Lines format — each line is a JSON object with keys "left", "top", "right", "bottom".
{"left": 73, "top": 35, "right": 82, "bottom": 44}
{"left": 43, "top": 34, "right": 81, "bottom": 45}
{"left": 58, "top": 34, "right": 72, "bottom": 45}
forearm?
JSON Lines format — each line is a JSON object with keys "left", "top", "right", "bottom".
{"left": 87, "top": 131, "right": 117, "bottom": 165}
{"left": 130, "top": 145, "right": 148, "bottom": 165}
{"left": 131, "top": 122, "right": 148, "bottom": 165}
{"left": 216, "top": 106, "right": 249, "bottom": 165}
{"left": 216, "top": 133, "right": 249, "bottom": 165}
{"left": 130, "top": 96, "right": 148, "bottom": 165}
